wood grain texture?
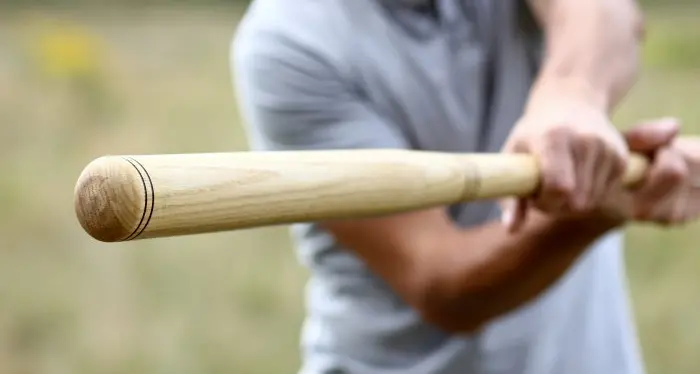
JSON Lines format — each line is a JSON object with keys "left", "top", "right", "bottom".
{"left": 74, "top": 149, "right": 650, "bottom": 242}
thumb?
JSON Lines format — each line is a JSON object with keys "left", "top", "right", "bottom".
{"left": 624, "top": 117, "right": 680, "bottom": 153}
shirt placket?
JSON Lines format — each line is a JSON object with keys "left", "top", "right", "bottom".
{"left": 435, "top": 0, "right": 494, "bottom": 141}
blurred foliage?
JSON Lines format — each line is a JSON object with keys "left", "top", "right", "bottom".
{"left": 27, "top": 19, "right": 116, "bottom": 120}
{"left": 31, "top": 22, "right": 105, "bottom": 79}
{"left": 643, "top": 18, "right": 700, "bottom": 70}
{"left": 639, "top": 0, "right": 698, "bottom": 7}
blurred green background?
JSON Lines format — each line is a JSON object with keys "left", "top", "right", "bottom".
{"left": 0, "top": 1, "right": 699, "bottom": 373}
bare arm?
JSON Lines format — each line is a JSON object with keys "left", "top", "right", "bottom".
{"left": 322, "top": 208, "right": 618, "bottom": 333}
{"left": 526, "top": 0, "right": 646, "bottom": 111}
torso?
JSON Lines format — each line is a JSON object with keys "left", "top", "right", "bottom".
{"left": 235, "top": 1, "right": 646, "bottom": 373}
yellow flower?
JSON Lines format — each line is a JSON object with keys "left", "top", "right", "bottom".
{"left": 33, "top": 23, "right": 105, "bottom": 79}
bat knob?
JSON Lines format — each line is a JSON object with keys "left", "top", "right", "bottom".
{"left": 74, "top": 156, "right": 152, "bottom": 242}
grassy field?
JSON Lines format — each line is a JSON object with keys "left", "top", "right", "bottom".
{"left": 0, "top": 4, "right": 699, "bottom": 374}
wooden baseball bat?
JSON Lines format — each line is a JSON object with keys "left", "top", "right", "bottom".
{"left": 74, "top": 149, "right": 650, "bottom": 242}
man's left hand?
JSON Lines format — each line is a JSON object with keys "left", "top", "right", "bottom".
{"left": 596, "top": 119, "right": 700, "bottom": 227}
{"left": 628, "top": 126, "right": 700, "bottom": 225}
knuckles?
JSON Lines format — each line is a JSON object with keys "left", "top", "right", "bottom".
{"left": 542, "top": 177, "right": 575, "bottom": 200}
{"left": 544, "top": 125, "right": 626, "bottom": 160}
{"left": 657, "top": 161, "right": 688, "bottom": 185}
{"left": 537, "top": 124, "right": 629, "bottom": 211}
{"left": 542, "top": 125, "right": 573, "bottom": 143}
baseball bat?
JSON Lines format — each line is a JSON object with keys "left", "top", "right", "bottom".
{"left": 74, "top": 149, "right": 650, "bottom": 242}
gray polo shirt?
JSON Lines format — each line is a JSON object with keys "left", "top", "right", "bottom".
{"left": 231, "top": 0, "right": 646, "bottom": 373}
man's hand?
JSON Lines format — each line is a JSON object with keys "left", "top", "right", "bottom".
{"left": 554, "top": 119, "right": 700, "bottom": 228}
{"left": 502, "top": 0, "right": 646, "bottom": 232}
{"left": 608, "top": 120, "right": 700, "bottom": 226}
{"left": 502, "top": 117, "right": 700, "bottom": 232}
{"left": 500, "top": 90, "right": 630, "bottom": 232}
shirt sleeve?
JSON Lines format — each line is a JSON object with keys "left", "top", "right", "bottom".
{"left": 230, "top": 28, "right": 411, "bottom": 152}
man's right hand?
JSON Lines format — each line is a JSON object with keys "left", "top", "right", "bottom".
{"left": 500, "top": 88, "right": 631, "bottom": 232}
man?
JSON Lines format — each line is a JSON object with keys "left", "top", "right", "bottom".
{"left": 230, "top": 0, "right": 700, "bottom": 373}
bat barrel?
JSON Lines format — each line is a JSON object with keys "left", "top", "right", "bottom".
{"left": 74, "top": 150, "right": 540, "bottom": 242}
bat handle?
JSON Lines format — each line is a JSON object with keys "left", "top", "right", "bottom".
{"left": 624, "top": 153, "right": 652, "bottom": 187}
{"left": 465, "top": 152, "right": 651, "bottom": 200}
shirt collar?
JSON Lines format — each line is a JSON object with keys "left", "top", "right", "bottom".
{"left": 400, "top": 0, "right": 433, "bottom": 6}
{"left": 378, "top": 0, "right": 472, "bottom": 38}
{"left": 378, "top": 0, "right": 435, "bottom": 11}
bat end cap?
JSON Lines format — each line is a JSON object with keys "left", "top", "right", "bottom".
{"left": 74, "top": 156, "right": 150, "bottom": 243}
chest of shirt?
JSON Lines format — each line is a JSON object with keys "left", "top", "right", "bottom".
{"left": 344, "top": 0, "right": 514, "bottom": 154}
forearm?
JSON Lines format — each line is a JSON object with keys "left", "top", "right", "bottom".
{"left": 419, "top": 210, "right": 619, "bottom": 333}
{"left": 322, "top": 207, "right": 620, "bottom": 334}
{"left": 527, "top": 0, "right": 645, "bottom": 111}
